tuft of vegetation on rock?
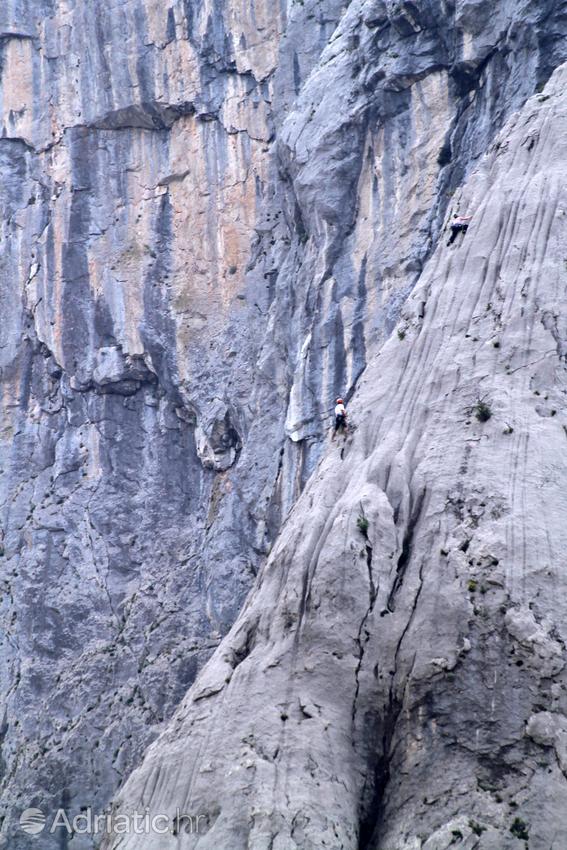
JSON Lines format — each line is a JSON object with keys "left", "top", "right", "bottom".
{"left": 510, "top": 818, "right": 529, "bottom": 841}
{"left": 474, "top": 399, "right": 492, "bottom": 422}
{"left": 357, "top": 515, "right": 369, "bottom": 537}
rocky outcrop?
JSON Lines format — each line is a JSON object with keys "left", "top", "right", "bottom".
{"left": 1, "top": 0, "right": 567, "bottom": 848}
{"left": 103, "top": 65, "right": 567, "bottom": 849}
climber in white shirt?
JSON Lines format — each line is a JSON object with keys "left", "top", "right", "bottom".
{"left": 332, "top": 398, "right": 348, "bottom": 440}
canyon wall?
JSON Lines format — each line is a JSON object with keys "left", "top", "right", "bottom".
{"left": 104, "top": 61, "right": 567, "bottom": 850}
{"left": 1, "top": 0, "right": 567, "bottom": 847}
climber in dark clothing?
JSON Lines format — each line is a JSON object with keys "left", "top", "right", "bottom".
{"left": 447, "top": 214, "right": 472, "bottom": 245}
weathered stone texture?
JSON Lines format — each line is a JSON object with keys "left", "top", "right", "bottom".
{"left": 105, "top": 64, "right": 567, "bottom": 850}
{"left": 1, "top": 1, "right": 567, "bottom": 848}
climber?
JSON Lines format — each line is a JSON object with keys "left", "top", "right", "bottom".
{"left": 332, "top": 398, "right": 348, "bottom": 440}
{"left": 447, "top": 213, "right": 473, "bottom": 245}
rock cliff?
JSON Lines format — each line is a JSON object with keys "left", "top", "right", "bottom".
{"left": 101, "top": 63, "right": 567, "bottom": 850}
{"left": 1, "top": 1, "right": 567, "bottom": 848}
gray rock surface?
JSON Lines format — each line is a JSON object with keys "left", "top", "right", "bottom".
{"left": 1, "top": 0, "right": 567, "bottom": 848}
{"left": 103, "top": 65, "right": 567, "bottom": 850}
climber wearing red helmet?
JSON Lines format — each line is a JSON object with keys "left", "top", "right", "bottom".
{"left": 332, "top": 397, "right": 347, "bottom": 440}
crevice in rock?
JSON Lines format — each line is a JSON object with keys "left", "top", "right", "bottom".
{"left": 230, "top": 619, "right": 258, "bottom": 671}
{"left": 387, "top": 488, "right": 426, "bottom": 612}
{"left": 365, "top": 543, "right": 376, "bottom": 607}
{"left": 357, "top": 694, "right": 401, "bottom": 850}
{"left": 358, "top": 557, "right": 426, "bottom": 848}
{"left": 352, "top": 537, "right": 376, "bottom": 729}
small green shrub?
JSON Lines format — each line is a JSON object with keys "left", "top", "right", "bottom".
{"left": 397, "top": 328, "right": 406, "bottom": 340}
{"left": 357, "top": 515, "right": 369, "bottom": 537}
{"left": 474, "top": 400, "right": 492, "bottom": 422}
{"left": 510, "top": 818, "right": 529, "bottom": 841}
{"left": 468, "top": 580, "right": 478, "bottom": 593}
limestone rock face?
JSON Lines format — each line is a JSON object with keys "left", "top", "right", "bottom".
{"left": 1, "top": 0, "right": 567, "bottom": 848}
{"left": 102, "top": 65, "right": 567, "bottom": 850}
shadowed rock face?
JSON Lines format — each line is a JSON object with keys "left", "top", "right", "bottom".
{"left": 1, "top": 1, "right": 567, "bottom": 848}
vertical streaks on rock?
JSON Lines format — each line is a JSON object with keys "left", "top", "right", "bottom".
{"left": 2, "top": 1, "right": 567, "bottom": 848}
{"left": 103, "top": 66, "right": 567, "bottom": 850}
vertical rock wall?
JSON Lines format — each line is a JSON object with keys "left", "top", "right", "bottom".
{"left": 1, "top": 1, "right": 567, "bottom": 847}
{"left": 104, "top": 63, "right": 567, "bottom": 850}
